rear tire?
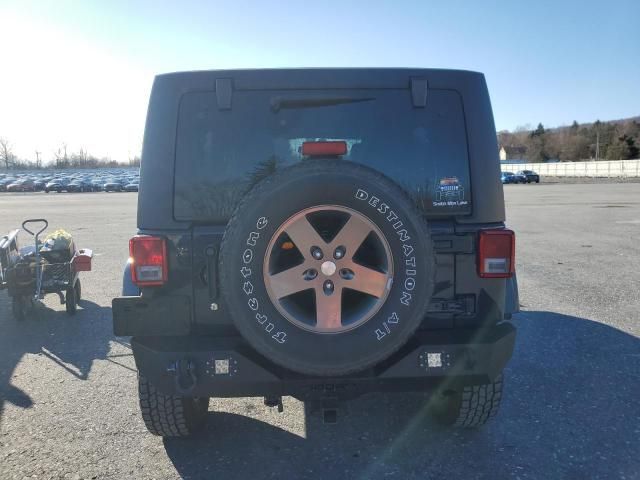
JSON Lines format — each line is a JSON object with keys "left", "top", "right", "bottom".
{"left": 429, "top": 374, "right": 504, "bottom": 428}
{"left": 138, "top": 375, "right": 209, "bottom": 437}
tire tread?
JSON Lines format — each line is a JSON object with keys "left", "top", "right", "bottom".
{"left": 452, "top": 374, "right": 503, "bottom": 428}
{"left": 138, "top": 375, "right": 206, "bottom": 437}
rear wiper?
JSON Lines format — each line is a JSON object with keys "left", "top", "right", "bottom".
{"left": 270, "top": 96, "right": 374, "bottom": 112}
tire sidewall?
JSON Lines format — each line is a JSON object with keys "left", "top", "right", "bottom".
{"left": 220, "top": 163, "right": 434, "bottom": 375}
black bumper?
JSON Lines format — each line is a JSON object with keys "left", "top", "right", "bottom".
{"left": 130, "top": 323, "right": 516, "bottom": 401}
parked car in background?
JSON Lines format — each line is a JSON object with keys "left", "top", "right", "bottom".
{"left": 514, "top": 172, "right": 527, "bottom": 183}
{"left": 45, "top": 179, "right": 69, "bottom": 193}
{"left": 517, "top": 170, "right": 540, "bottom": 183}
{"left": 124, "top": 182, "right": 139, "bottom": 192}
{"left": 0, "top": 178, "right": 18, "bottom": 191}
{"left": 66, "top": 180, "right": 91, "bottom": 192}
{"left": 6, "top": 179, "right": 35, "bottom": 192}
{"left": 501, "top": 171, "right": 521, "bottom": 184}
{"left": 90, "top": 179, "right": 105, "bottom": 191}
{"left": 104, "top": 179, "right": 124, "bottom": 192}
{"left": 0, "top": 168, "right": 139, "bottom": 194}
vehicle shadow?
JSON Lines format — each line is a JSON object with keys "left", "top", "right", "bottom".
{"left": 163, "top": 311, "right": 640, "bottom": 480}
{"left": 0, "top": 294, "right": 113, "bottom": 426}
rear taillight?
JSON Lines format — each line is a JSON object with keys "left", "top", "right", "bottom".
{"left": 301, "top": 141, "right": 347, "bottom": 156}
{"left": 129, "top": 235, "right": 168, "bottom": 286}
{"left": 478, "top": 229, "right": 515, "bottom": 278}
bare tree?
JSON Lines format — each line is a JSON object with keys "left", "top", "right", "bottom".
{"left": 127, "top": 153, "right": 141, "bottom": 167}
{"left": 78, "top": 147, "right": 88, "bottom": 166}
{"left": 0, "top": 137, "right": 15, "bottom": 169}
{"left": 54, "top": 143, "right": 69, "bottom": 168}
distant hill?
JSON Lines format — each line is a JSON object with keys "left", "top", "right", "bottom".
{"left": 498, "top": 116, "right": 640, "bottom": 162}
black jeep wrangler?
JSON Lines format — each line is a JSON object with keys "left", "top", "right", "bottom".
{"left": 112, "top": 68, "right": 519, "bottom": 437}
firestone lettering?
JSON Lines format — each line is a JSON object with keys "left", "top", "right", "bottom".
{"left": 240, "top": 216, "right": 287, "bottom": 344}
{"left": 247, "top": 232, "right": 259, "bottom": 246}
{"left": 400, "top": 292, "right": 412, "bottom": 306}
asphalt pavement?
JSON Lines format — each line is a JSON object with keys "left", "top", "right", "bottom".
{"left": 0, "top": 184, "right": 639, "bottom": 480}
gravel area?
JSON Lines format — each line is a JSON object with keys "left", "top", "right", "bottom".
{"left": 1, "top": 184, "right": 639, "bottom": 479}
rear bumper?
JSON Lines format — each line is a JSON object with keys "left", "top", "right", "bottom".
{"left": 130, "top": 322, "right": 516, "bottom": 400}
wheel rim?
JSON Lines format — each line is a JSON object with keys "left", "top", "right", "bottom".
{"left": 263, "top": 205, "right": 393, "bottom": 334}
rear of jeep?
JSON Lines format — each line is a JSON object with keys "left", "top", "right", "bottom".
{"left": 112, "top": 68, "right": 518, "bottom": 437}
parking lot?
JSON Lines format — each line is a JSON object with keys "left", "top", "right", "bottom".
{"left": 1, "top": 183, "right": 639, "bottom": 480}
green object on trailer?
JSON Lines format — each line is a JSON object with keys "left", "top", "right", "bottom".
{"left": 40, "top": 229, "right": 75, "bottom": 263}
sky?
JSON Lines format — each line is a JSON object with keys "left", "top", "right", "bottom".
{"left": 0, "top": 0, "right": 638, "bottom": 163}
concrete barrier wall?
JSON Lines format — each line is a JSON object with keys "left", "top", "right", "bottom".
{"left": 501, "top": 160, "right": 640, "bottom": 177}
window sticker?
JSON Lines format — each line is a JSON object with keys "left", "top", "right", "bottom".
{"left": 432, "top": 177, "right": 469, "bottom": 207}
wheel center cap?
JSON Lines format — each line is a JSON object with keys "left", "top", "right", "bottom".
{"left": 320, "top": 261, "right": 337, "bottom": 276}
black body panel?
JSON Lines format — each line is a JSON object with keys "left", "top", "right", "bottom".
{"left": 138, "top": 68, "right": 504, "bottom": 230}
{"left": 113, "top": 295, "right": 191, "bottom": 336}
{"left": 131, "top": 323, "right": 515, "bottom": 399}
{"left": 118, "top": 226, "right": 507, "bottom": 337}
{"left": 112, "top": 68, "right": 518, "bottom": 397}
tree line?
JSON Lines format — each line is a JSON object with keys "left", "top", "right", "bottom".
{"left": 498, "top": 117, "right": 640, "bottom": 162}
{"left": 3, "top": 117, "right": 640, "bottom": 169}
{"left": 0, "top": 138, "right": 140, "bottom": 170}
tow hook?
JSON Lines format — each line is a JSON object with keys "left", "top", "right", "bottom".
{"left": 264, "top": 396, "right": 284, "bottom": 413}
{"left": 167, "top": 359, "right": 198, "bottom": 395}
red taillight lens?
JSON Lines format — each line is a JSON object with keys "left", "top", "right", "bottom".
{"left": 129, "top": 235, "right": 168, "bottom": 286}
{"left": 478, "top": 229, "right": 515, "bottom": 278}
{"left": 301, "top": 141, "right": 347, "bottom": 156}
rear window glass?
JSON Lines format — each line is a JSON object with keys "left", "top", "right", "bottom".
{"left": 174, "top": 89, "right": 471, "bottom": 222}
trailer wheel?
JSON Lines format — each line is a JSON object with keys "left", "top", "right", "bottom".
{"left": 12, "top": 296, "right": 26, "bottom": 321}
{"left": 75, "top": 278, "right": 82, "bottom": 302}
{"left": 65, "top": 279, "right": 80, "bottom": 315}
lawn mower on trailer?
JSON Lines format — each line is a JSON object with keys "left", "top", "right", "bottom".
{"left": 0, "top": 219, "right": 93, "bottom": 320}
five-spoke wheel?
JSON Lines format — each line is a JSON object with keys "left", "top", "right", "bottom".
{"left": 264, "top": 206, "right": 393, "bottom": 333}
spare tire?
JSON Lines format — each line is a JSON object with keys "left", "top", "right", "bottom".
{"left": 220, "top": 161, "right": 434, "bottom": 376}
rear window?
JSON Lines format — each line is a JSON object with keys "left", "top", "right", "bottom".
{"left": 174, "top": 88, "right": 471, "bottom": 222}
